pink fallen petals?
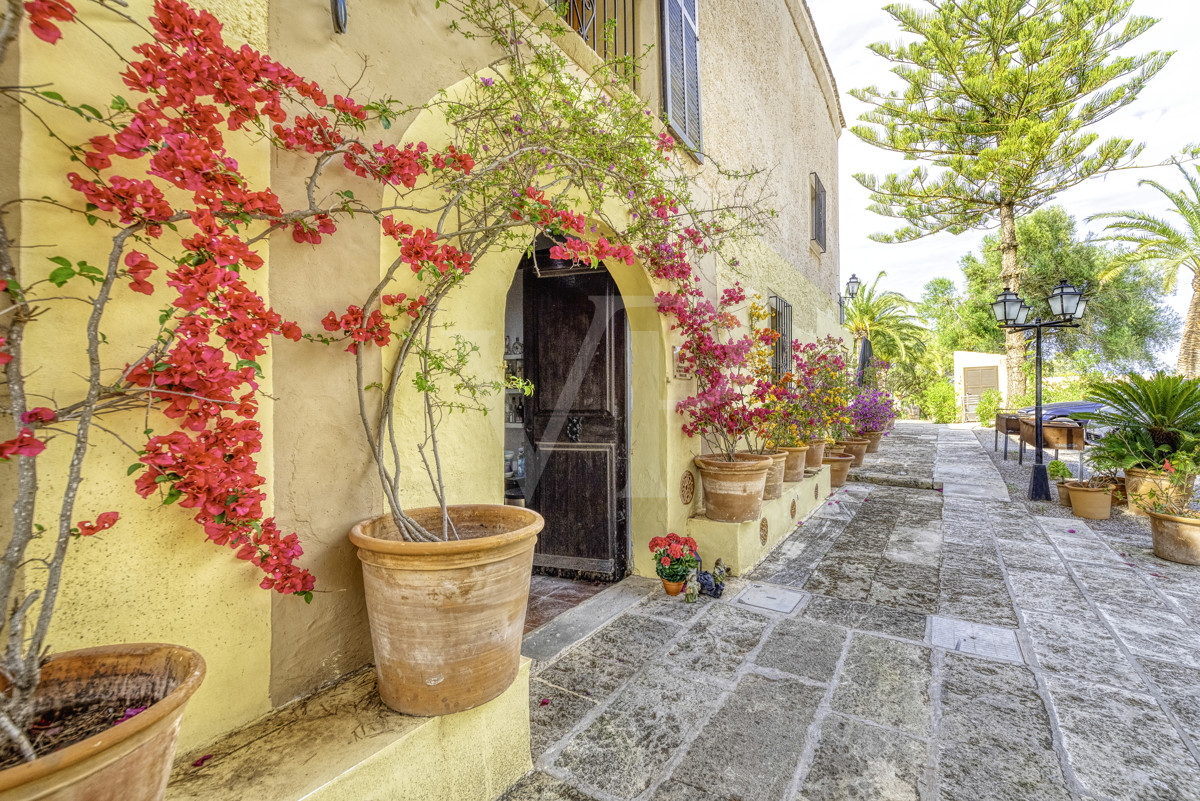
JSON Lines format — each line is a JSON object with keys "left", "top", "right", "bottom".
{"left": 192, "top": 754, "right": 214, "bottom": 768}
{"left": 539, "top": 698, "right": 550, "bottom": 706}
{"left": 115, "top": 705, "right": 146, "bottom": 724}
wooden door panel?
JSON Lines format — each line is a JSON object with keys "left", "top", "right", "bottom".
{"left": 529, "top": 444, "right": 616, "bottom": 573}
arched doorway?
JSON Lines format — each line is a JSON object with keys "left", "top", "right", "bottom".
{"left": 503, "top": 239, "right": 630, "bottom": 581}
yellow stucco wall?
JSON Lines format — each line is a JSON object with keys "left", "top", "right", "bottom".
{"left": 7, "top": 0, "right": 847, "bottom": 755}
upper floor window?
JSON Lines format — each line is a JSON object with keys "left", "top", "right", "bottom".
{"left": 554, "top": 1, "right": 638, "bottom": 69}
{"left": 662, "top": 0, "right": 702, "bottom": 152}
{"left": 769, "top": 295, "right": 793, "bottom": 378}
{"left": 811, "top": 172, "right": 827, "bottom": 252}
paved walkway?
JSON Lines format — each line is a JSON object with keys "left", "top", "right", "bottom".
{"left": 505, "top": 423, "right": 1200, "bottom": 801}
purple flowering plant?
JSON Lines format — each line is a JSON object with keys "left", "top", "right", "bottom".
{"left": 850, "top": 389, "right": 897, "bottom": 434}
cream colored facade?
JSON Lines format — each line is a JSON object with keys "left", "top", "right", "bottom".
{"left": 3, "top": 0, "right": 846, "bottom": 756}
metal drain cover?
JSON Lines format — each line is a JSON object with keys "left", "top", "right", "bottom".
{"left": 734, "top": 583, "right": 806, "bottom": 614}
{"left": 930, "top": 616, "right": 1024, "bottom": 663}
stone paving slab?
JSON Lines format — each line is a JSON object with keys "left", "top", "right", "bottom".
{"left": 500, "top": 425, "right": 1200, "bottom": 801}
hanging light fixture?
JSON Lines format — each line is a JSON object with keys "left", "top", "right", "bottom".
{"left": 331, "top": 0, "right": 348, "bottom": 34}
{"left": 845, "top": 274, "right": 861, "bottom": 300}
{"left": 991, "top": 287, "right": 1024, "bottom": 326}
{"left": 1046, "top": 279, "right": 1084, "bottom": 320}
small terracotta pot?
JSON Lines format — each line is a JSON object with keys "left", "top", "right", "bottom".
{"left": 694, "top": 453, "right": 771, "bottom": 523}
{"left": 1067, "top": 482, "right": 1113, "bottom": 521}
{"left": 661, "top": 578, "right": 685, "bottom": 596}
{"left": 838, "top": 438, "right": 870, "bottom": 467}
{"left": 861, "top": 430, "right": 884, "bottom": 453}
{"left": 0, "top": 643, "right": 205, "bottom": 801}
{"left": 804, "top": 439, "right": 827, "bottom": 469}
{"left": 1056, "top": 481, "right": 1072, "bottom": 507}
{"left": 350, "top": 505, "right": 542, "bottom": 716}
{"left": 1146, "top": 510, "right": 1200, "bottom": 565}
{"left": 1111, "top": 478, "right": 1128, "bottom": 507}
{"left": 823, "top": 453, "right": 854, "bottom": 488}
{"left": 1125, "top": 468, "right": 1191, "bottom": 517}
{"left": 779, "top": 445, "right": 810, "bottom": 482}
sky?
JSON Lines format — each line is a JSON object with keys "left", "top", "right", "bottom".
{"left": 804, "top": 0, "right": 1200, "bottom": 367}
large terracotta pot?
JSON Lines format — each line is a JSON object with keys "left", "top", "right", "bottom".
{"left": 350, "top": 505, "right": 542, "bottom": 716}
{"left": 838, "top": 438, "right": 870, "bottom": 467}
{"left": 694, "top": 453, "right": 771, "bottom": 523}
{"left": 754, "top": 450, "right": 788, "bottom": 500}
{"left": 1125, "top": 468, "right": 1192, "bottom": 517}
{"left": 822, "top": 453, "right": 854, "bottom": 488}
{"left": 779, "top": 445, "right": 810, "bottom": 482}
{"left": 1146, "top": 510, "right": 1200, "bottom": 565}
{"left": 804, "top": 439, "right": 827, "bottom": 469}
{"left": 0, "top": 643, "right": 205, "bottom": 801}
{"left": 861, "top": 430, "right": 884, "bottom": 453}
{"left": 1067, "top": 482, "right": 1113, "bottom": 521}
{"left": 1056, "top": 481, "right": 1072, "bottom": 508}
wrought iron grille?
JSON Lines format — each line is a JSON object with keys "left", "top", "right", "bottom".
{"left": 811, "top": 172, "right": 827, "bottom": 253}
{"left": 553, "top": 0, "right": 638, "bottom": 79}
{"left": 769, "top": 295, "right": 793, "bottom": 378}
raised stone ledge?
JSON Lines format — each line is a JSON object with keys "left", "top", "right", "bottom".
{"left": 688, "top": 467, "right": 831, "bottom": 575}
{"left": 167, "top": 659, "right": 532, "bottom": 801}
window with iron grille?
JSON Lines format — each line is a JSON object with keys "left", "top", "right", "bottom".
{"left": 811, "top": 172, "right": 827, "bottom": 252}
{"left": 769, "top": 295, "right": 793, "bottom": 378}
{"left": 554, "top": 1, "right": 639, "bottom": 84}
{"left": 662, "top": 0, "right": 702, "bottom": 155}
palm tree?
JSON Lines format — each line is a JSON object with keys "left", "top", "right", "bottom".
{"left": 1089, "top": 163, "right": 1200, "bottom": 377}
{"left": 843, "top": 271, "right": 927, "bottom": 366}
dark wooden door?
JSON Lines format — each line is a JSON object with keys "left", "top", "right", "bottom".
{"left": 523, "top": 259, "right": 628, "bottom": 580}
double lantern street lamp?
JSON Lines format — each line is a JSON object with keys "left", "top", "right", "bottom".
{"left": 990, "top": 280, "right": 1088, "bottom": 501}
{"left": 839, "top": 273, "right": 861, "bottom": 324}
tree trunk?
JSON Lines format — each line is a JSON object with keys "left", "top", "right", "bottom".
{"left": 1177, "top": 271, "right": 1200, "bottom": 378}
{"left": 998, "top": 203, "right": 1026, "bottom": 398}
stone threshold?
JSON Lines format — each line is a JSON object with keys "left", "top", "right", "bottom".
{"left": 167, "top": 660, "right": 532, "bottom": 801}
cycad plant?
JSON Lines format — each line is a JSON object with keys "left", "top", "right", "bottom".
{"left": 1078, "top": 372, "right": 1200, "bottom": 466}
{"left": 1089, "top": 163, "right": 1200, "bottom": 377}
{"left": 843, "top": 272, "right": 927, "bottom": 365}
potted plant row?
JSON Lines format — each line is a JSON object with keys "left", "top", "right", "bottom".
{"left": 1, "top": 0, "right": 776, "bottom": 795}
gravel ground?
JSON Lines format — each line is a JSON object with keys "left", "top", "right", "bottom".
{"left": 973, "top": 427, "right": 1154, "bottom": 546}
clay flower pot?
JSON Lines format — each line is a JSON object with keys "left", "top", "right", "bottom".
{"left": 350, "top": 505, "right": 542, "bottom": 716}
{"left": 751, "top": 450, "right": 788, "bottom": 500}
{"left": 0, "top": 643, "right": 205, "bottom": 801}
{"left": 1056, "top": 481, "right": 1072, "bottom": 508}
{"left": 694, "top": 453, "right": 771, "bottom": 522}
{"left": 660, "top": 578, "right": 685, "bottom": 596}
{"left": 1067, "top": 482, "right": 1113, "bottom": 521}
{"left": 1125, "top": 468, "right": 1191, "bottom": 517}
{"left": 838, "top": 438, "right": 870, "bottom": 467}
{"left": 1146, "top": 510, "right": 1200, "bottom": 565}
{"left": 861, "top": 430, "right": 884, "bottom": 453}
{"left": 804, "top": 439, "right": 828, "bottom": 469}
{"left": 778, "top": 445, "right": 810, "bottom": 482}
{"left": 822, "top": 452, "right": 854, "bottom": 488}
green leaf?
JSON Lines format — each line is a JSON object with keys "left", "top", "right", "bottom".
{"left": 127, "top": 463, "right": 145, "bottom": 475}
{"left": 40, "top": 91, "right": 64, "bottom": 102}
{"left": 79, "top": 104, "right": 103, "bottom": 119}
{"left": 163, "top": 486, "right": 183, "bottom": 505}
{"left": 47, "top": 256, "right": 72, "bottom": 269}
{"left": 235, "top": 359, "right": 263, "bottom": 378}
{"left": 48, "top": 265, "right": 75, "bottom": 287}
{"left": 111, "top": 96, "right": 129, "bottom": 111}
{"left": 300, "top": 591, "right": 314, "bottom": 604}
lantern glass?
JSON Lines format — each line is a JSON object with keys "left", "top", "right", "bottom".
{"left": 1047, "top": 279, "right": 1082, "bottom": 319}
{"left": 845, "top": 274, "right": 861, "bottom": 299}
{"left": 1014, "top": 303, "right": 1031, "bottom": 326}
{"left": 992, "top": 288, "right": 1024, "bottom": 325}
{"left": 1073, "top": 297, "right": 1088, "bottom": 321}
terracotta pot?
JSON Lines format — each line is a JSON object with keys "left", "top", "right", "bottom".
{"left": 822, "top": 453, "right": 854, "bottom": 488}
{"left": 1125, "top": 468, "right": 1191, "bottom": 517}
{"left": 804, "top": 439, "right": 827, "bottom": 469}
{"left": 694, "top": 453, "right": 771, "bottom": 523}
{"left": 1112, "top": 478, "right": 1128, "bottom": 507}
{"left": 754, "top": 450, "right": 788, "bottom": 500}
{"left": 1067, "top": 482, "right": 1113, "bottom": 521}
{"left": 661, "top": 578, "right": 685, "bottom": 596}
{"left": 1146, "top": 510, "right": 1200, "bottom": 565}
{"left": 350, "top": 505, "right": 542, "bottom": 716}
{"left": 861, "top": 430, "right": 884, "bottom": 453}
{"left": 838, "top": 438, "right": 870, "bottom": 467}
{"left": 779, "top": 445, "right": 810, "bottom": 482}
{"left": 1056, "top": 481, "right": 1072, "bottom": 508}
{"left": 0, "top": 643, "right": 205, "bottom": 801}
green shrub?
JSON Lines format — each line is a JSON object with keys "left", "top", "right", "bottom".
{"left": 1047, "top": 460, "right": 1072, "bottom": 481}
{"left": 976, "top": 388, "right": 1003, "bottom": 426}
{"left": 922, "top": 381, "right": 957, "bottom": 424}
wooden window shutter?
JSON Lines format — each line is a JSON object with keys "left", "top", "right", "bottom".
{"left": 662, "top": 0, "right": 702, "bottom": 153}
{"left": 811, "top": 172, "right": 827, "bottom": 252}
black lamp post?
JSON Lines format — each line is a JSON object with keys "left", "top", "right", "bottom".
{"left": 991, "top": 280, "right": 1087, "bottom": 500}
{"left": 839, "top": 274, "right": 860, "bottom": 324}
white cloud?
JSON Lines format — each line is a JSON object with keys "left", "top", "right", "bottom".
{"left": 807, "top": 0, "right": 1200, "bottom": 365}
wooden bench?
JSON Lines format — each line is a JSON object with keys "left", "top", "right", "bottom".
{"left": 994, "top": 411, "right": 1022, "bottom": 460}
{"left": 1017, "top": 417, "right": 1086, "bottom": 471}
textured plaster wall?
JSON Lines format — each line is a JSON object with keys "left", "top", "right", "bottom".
{"left": 11, "top": 0, "right": 273, "bottom": 753}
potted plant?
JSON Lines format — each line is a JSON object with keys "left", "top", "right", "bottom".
{"left": 1048, "top": 460, "right": 1074, "bottom": 507}
{"left": 739, "top": 299, "right": 802, "bottom": 498}
{"left": 649, "top": 533, "right": 700, "bottom": 595}
{"left": 849, "top": 389, "right": 895, "bottom": 455}
{"left": 1078, "top": 373, "right": 1200, "bottom": 516}
{"left": 1067, "top": 450, "right": 1121, "bottom": 520}
{"left": 793, "top": 338, "right": 849, "bottom": 469}
{"left": 1142, "top": 448, "right": 1200, "bottom": 565}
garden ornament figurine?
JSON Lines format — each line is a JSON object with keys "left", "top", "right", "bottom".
{"left": 684, "top": 569, "right": 700, "bottom": 603}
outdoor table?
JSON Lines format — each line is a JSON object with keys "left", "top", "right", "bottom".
{"left": 994, "top": 412, "right": 1023, "bottom": 460}
{"left": 1018, "top": 416, "right": 1086, "bottom": 471}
